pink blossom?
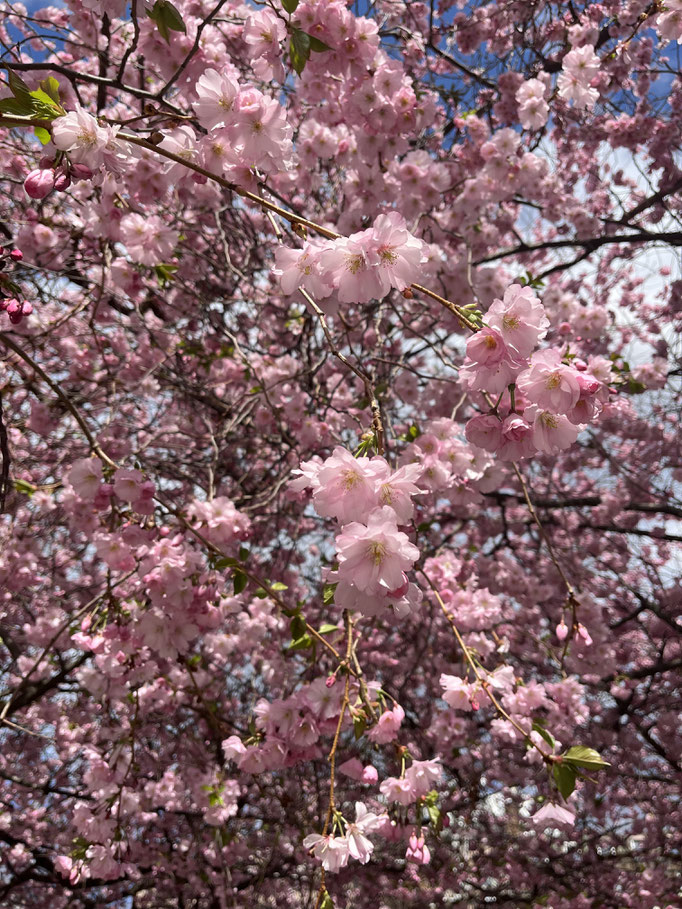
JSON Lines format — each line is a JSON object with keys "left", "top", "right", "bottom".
{"left": 365, "top": 211, "right": 426, "bottom": 293}
{"left": 343, "top": 802, "right": 387, "bottom": 864}
{"left": 311, "top": 447, "right": 387, "bottom": 523}
{"left": 302, "top": 833, "right": 350, "bottom": 873}
{"left": 273, "top": 242, "right": 333, "bottom": 298}
{"left": 113, "top": 468, "right": 144, "bottom": 503}
{"left": 68, "top": 457, "right": 103, "bottom": 500}
{"left": 380, "top": 775, "right": 416, "bottom": 805}
{"left": 367, "top": 703, "right": 405, "bottom": 743}
{"left": 193, "top": 68, "right": 239, "bottom": 130}
{"left": 319, "top": 234, "right": 384, "bottom": 304}
{"left": 531, "top": 409, "right": 580, "bottom": 454}
{"left": 486, "top": 284, "right": 549, "bottom": 360}
{"left": 466, "top": 326, "right": 515, "bottom": 367}
{"left": 376, "top": 462, "right": 423, "bottom": 522}
{"left": 406, "top": 831, "right": 431, "bottom": 865}
{"left": 440, "top": 674, "right": 476, "bottom": 711}
{"left": 532, "top": 802, "right": 576, "bottom": 829}
{"left": 335, "top": 508, "right": 419, "bottom": 594}
{"left": 517, "top": 350, "right": 581, "bottom": 413}
{"left": 465, "top": 414, "right": 503, "bottom": 452}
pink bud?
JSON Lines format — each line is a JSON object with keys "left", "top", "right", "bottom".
{"left": 9, "top": 248, "right": 23, "bottom": 261}
{"left": 70, "top": 163, "right": 94, "bottom": 179}
{"left": 325, "top": 674, "right": 336, "bottom": 688}
{"left": 385, "top": 573, "right": 409, "bottom": 600}
{"left": 53, "top": 171, "right": 71, "bottom": 192}
{"left": 556, "top": 619, "right": 569, "bottom": 641}
{"left": 577, "top": 623, "right": 593, "bottom": 646}
{"left": 24, "top": 168, "right": 56, "bottom": 199}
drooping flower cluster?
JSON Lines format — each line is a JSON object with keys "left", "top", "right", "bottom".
{"left": 291, "top": 447, "right": 423, "bottom": 618}
{"left": 462, "top": 284, "right": 609, "bottom": 459}
{"left": 302, "top": 802, "right": 388, "bottom": 872}
{"left": 273, "top": 211, "right": 428, "bottom": 304}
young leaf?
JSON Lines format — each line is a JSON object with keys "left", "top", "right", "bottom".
{"left": 34, "top": 126, "right": 51, "bottom": 145}
{"left": 552, "top": 762, "right": 577, "bottom": 799}
{"left": 562, "top": 746, "right": 610, "bottom": 770}
{"left": 289, "top": 28, "right": 311, "bottom": 75}
{"left": 308, "top": 35, "right": 331, "bottom": 52}
{"left": 318, "top": 623, "right": 339, "bottom": 635}
{"left": 353, "top": 714, "right": 366, "bottom": 740}
{"left": 7, "top": 70, "right": 31, "bottom": 102}
{"left": 281, "top": 0, "right": 299, "bottom": 12}
{"left": 532, "top": 720, "right": 556, "bottom": 750}
{"left": 233, "top": 569, "right": 248, "bottom": 595}
{"left": 39, "top": 76, "right": 61, "bottom": 105}
{"left": 146, "top": 0, "right": 186, "bottom": 43}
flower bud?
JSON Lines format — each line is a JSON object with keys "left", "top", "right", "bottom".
{"left": 53, "top": 170, "right": 71, "bottom": 192}
{"left": 24, "top": 168, "right": 56, "bottom": 199}
{"left": 556, "top": 619, "right": 569, "bottom": 641}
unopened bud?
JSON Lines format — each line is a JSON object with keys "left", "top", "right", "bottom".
{"left": 53, "top": 171, "right": 71, "bottom": 192}
{"left": 24, "top": 168, "right": 56, "bottom": 199}
{"left": 556, "top": 619, "right": 569, "bottom": 641}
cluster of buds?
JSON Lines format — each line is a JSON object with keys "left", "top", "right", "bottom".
{"left": 24, "top": 156, "right": 93, "bottom": 200}
{"left": 0, "top": 246, "right": 32, "bottom": 324}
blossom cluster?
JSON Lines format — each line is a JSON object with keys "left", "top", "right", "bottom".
{"left": 462, "top": 284, "right": 609, "bottom": 459}
{"left": 557, "top": 45, "right": 601, "bottom": 110}
{"left": 273, "top": 211, "right": 427, "bottom": 305}
{"left": 302, "top": 802, "right": 387, "bottom": 872}
{"left": 291, "top": 447, "right": 423, "bottom": 619}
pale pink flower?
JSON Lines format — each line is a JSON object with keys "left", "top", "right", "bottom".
{"left": 440, "top": 674, "right": 476, "bottom": 711}
{"left": 465, "top": 414, "right": 503, "bottom": 452}
{"left": 365, "top": 211, "right": 425, "bottom": 293}
{"left": 222, "top": 735, "right": 247, "bottom": 763}
{"left": 319, "top": 234, "right": 385, "bottom": 303}
{"left": 302, "top": 833, "right": 350, "bottom": 873}
{"left": 517, "top": 350, "right": 581, "bottom": 414}
{"left": 113, "top": 468, "right": 144, "bottom": 503}
{"left": 376, "top": 462, "right": 424, "bottom": 522}
{"left": 68, "top": 457, "right": 103, "bottom": 500}
{"left": 405, "top": 759, "right": 442, "bottom": 798}
{"left": 380, "top": 775, "right": 416, "bottom": 805}
{"left": 497, "top": 413, "right": 535, "bottom": 460}
{"left": 335, "top": 508, "right": 419, "bottom": 594}
{"left": 343, "top": 802, "right": 387, "bottom": 864}
{"left": 532, "top": 802, "right": 576, "bottom": 829}
{"left": 243, "top": 9, "right": 286, "bottom": 57}
{"left": 193, "top": 68, "right": 239, "bottom": 130}
{"left": 531, "top": 409, "right": 580, "bottom": 454}
{"left": 120, "top": 213, "right": 178, "bottom": 266}
{"left": 466, "top": 326, "right": 516, "bottom": 367}
{"left": 562, "top": 45, "right": 600, "bottom": 81}
{"left": 486, "top": 284, "right": 549, "bottom": 359}
{"left": 52, "top": 107, "right": 121, "bottom": 170}
{"left": 367, "top": 703, "right": 405, "bottom": 743}
{"left": 312, "top": 447, "right": 386, "bottom": 524}
{"left": 273, "top": 243, "right": 333, "bottom": 298}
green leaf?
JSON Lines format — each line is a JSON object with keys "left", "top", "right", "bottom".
{"left": 353, "top": 714, "right": 366, "bottom": 740}
{"left": 308, "top": 35, "right": 331, "bottom": 52}
{"left": 552, "top": 762, "right": 577, "bottom": 799}
{"left": 34, "top": 126, "right": 51, "bottom": 145}
{"left": 290, "top": 614, "right": 306, "bottom": 641}
{"left": 233, "top": 570, "right": 248, "bottom": 595}
{"left": 29, "top": 87, "right": 61, "bottom": 113}
{"left": 213, "top": 555, "right": 241, "bottom": 570}
{"left": 7, "top": 70, "right": 31, "bottom": 102}
{"left": 239, "top": 546, "right": 249, "bottom": 561}
{"left": 281, "top": 0, "right": 299, "bottom": 11}
{"left": 146, "top": 0, "right": 186, "bottom": 43}
{"left": 289, "top": 633, "right": 312, "bottom": 651}
{"left": 318, "top": 623, "right": 339, "bottom": 635}
{"left": 39, "top": 76, "right": 61, "bottom": 105}
{"left": 270, "top": 581, "right": 288, "bottom": 591}
{"left": 319, "top": 890, "right": 334, "bottom": 909}
{"left": 562, "top": 746, "right": 610, "bottom": 770}
{"left": 289, "top": 28, "right": 311, "bottom": 75}
{"left": 323, "top": 582, "right": 336, "bottom": 605}
{"left": 427, "top": 802, "right": 443, "bottom": 833}
{"left": 154, "top": 263, "right": 177, "bottom": 287}
{"left": 13, "top": 478, "right": 35, "bottom": 497}
{"left": 532, "top": 720, "right": 556, "bottom": 750}
{"left": 0, "top": 96, "right": 34, "bottom": 116}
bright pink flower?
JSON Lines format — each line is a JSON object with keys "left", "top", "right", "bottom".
{"left": 335, "top": 508, "right": 419, "bottom": 594}
{"left": 497, "top": 413, "right": 535, "bottom": 460}
{"left": 24, "top": 168, "right": 56, "bottom": 199}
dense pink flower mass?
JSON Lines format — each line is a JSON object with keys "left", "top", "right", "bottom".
{"left": 0, "top": 0, "right": 681, "bottom": 906}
